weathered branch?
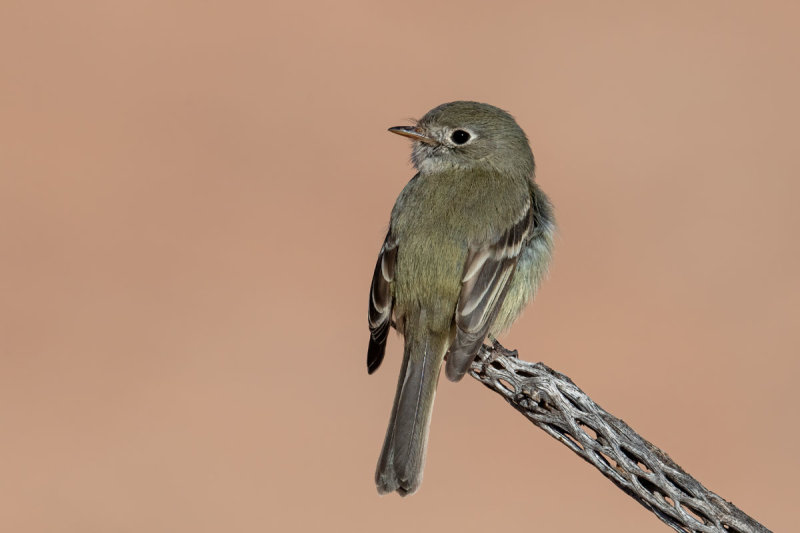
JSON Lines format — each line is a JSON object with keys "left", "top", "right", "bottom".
{"left": 469, "top": 340, "right": 771, "bottom": 533}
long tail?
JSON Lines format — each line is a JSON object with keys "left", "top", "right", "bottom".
{"left": 375, "top": 316, "right": 448, "bottom": 496}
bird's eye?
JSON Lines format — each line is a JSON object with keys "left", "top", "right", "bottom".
{"left": 450, "top": 130, "right": 471, "bottom": 145}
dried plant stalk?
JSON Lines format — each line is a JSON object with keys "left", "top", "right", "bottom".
{"left": 469, "top": 340, "right": 771, "bottom": 533}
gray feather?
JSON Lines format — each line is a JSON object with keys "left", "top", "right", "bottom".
{"left": 375, "top": 314, "right": 446, "bottom": 496}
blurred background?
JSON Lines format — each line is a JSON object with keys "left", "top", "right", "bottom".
{"left": 1, "top": 1, "right": 797, "bottom": 531}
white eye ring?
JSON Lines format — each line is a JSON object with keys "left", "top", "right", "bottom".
{"left": 449, "top": 129, "right": 473, "bottom": 145}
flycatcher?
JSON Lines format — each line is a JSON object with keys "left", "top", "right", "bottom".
{"left": 367, "top": 101, "right": 555, "bottom": 496}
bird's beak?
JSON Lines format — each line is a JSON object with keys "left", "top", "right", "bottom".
{"left": 388, "top": 126, "right": 438, "bottom": 145}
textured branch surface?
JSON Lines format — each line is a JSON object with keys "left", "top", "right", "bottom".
{"left": 469, "top": 340, "right": 770, "bottom": 533}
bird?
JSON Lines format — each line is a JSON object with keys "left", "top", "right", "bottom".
{"left": 367, "top": 101, "right": 555, "bottom": 496}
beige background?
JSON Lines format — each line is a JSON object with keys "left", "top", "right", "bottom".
{"left": 1, "top": 1, "right": 797, "bottom": 531}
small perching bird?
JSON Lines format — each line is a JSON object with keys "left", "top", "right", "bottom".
{"left": 367, "top": 101, "right": 555, "bottom": 496}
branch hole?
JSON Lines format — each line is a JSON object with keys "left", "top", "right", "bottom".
{"left": 659, "top": 518, "right": 691, "bottom": 533}
{"left": 620, "top": 446, "right": 653, "bottom": 473}
{"left": 722, "top": 523, "right": 743, "bottom": 533}
{"left": 652, "top": 489, "right": 676, "bottom": 509}
{"left": 680, "top": 502, "right": 712, "bottom": 525}
{"left": 490, "top": 360, "right": 504, "bottom": 370}
{"left": 597, "top": 450, "right": 619, "bottom": 471}
{"left": 516, "top": 369, "right": 534, "bottom": 378}
{"left": 547, "top": 424, "right": 584, "bottom": 452}
{"left": 498, "top": 378, "right": 514, "bottom": 393}
{"left": 637, "top": 475, "right": 659, "bottom": 496}
{"left": 564, "top": 432, "right": 583, "bottom": 451}
{"left": 578, "top": 422, "right": 598, "bottom": 441}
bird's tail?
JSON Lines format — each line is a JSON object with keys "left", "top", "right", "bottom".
{"left": 375, "top": 313, "right": 448, "bottom": 496}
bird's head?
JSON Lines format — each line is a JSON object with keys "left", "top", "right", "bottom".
{"left": 389, "top": 101, "right": 535, "bottom": 177}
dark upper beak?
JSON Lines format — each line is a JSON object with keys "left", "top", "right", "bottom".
{"left": 388, "top": 126, "right": 438, "bottom": 145}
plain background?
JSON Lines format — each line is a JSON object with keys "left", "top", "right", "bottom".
{"left": 1, "top": 1, "right": 797, "bottom": 531}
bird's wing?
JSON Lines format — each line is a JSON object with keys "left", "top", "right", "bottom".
{"left": 367, "top": 232, "right": 397, "bottom": 374}
{"left": 445, "top": 203, "right": 534, "bottom": 381}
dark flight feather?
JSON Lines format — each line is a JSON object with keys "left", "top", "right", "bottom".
{"left": 445, "top": 204, "right": 535, "bottom": 381}
{"left": 367, "top": 232, "right": 397, "bottom": 374}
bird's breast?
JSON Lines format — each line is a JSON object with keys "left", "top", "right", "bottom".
{"left": 389, "top": 168, "right": 530, "bottom": 331}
